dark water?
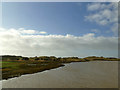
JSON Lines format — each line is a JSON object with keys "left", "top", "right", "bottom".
{"left": 2, "top": 61, "right": 118, "bottom": 88}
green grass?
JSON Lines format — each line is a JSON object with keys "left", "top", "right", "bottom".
{"left": 1, "top": 61, "right": 64, "bottom": 80}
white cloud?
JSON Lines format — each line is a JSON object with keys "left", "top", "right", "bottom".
{"left": 0, "top": 28, "right": 47, "bottom": 35}
{"left": 111, "top": 23, "right": 118, "bottom": 35}
{"left": 87, "top": 3, "right": 106, "bottom": 11}
{"left": 0, "top": 28, "right": 118, "bottom": 57}
{"left": 85, "top": 2, "right": 118, "bottom": 35}
{"left": 39, "top": 31, "right": 47, "bottom": 34}
{"left": 21, "top": 30, "right": 36, "bottom": 34}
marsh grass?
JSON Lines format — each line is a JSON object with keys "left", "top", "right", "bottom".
{"left": 2, "top": 61, "right": 64, "bottom": 80}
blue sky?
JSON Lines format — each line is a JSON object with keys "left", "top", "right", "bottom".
{"left": 2, "top": 2, "right": 114, "bottom": 37}
{"left": 0, "top": 2, "right": 118, "bottom": 57}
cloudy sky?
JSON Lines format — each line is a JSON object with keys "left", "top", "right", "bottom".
{"left": 0, "top": 2, "right": 118, "bottom": 57}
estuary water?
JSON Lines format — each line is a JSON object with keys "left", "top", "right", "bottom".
{"left": 2, "top": 61, "right": 118, "bottom": 88}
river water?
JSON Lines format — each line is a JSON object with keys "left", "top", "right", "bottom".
{"left": 2, "top": 61, "right": 118, "bottom": 88}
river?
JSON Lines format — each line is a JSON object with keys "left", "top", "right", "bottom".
{"left": 2, "top": 61, "right": 118, "bottom": 88}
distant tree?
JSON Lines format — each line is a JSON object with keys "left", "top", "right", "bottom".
{"left": 22, "top": 57, "right": 29, "bottom": 60}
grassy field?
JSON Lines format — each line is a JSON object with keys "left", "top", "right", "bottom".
{"left": 1, "top": 61, "right": 64, "bottom": 80}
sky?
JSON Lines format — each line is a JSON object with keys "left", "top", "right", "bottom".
{"left": 0, "top": 2, "right": 118, "bottom": 57}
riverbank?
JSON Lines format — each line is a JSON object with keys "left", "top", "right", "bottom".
{"left": 2, "top": 61, "right": 65, "bottom": 80}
